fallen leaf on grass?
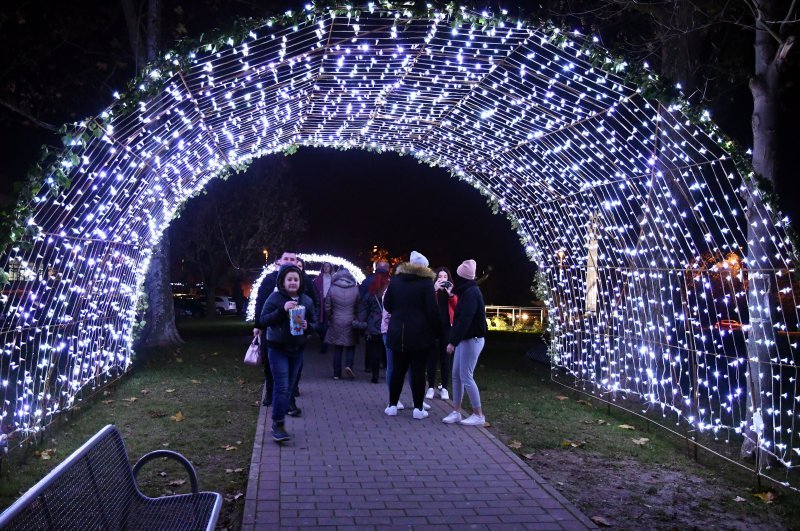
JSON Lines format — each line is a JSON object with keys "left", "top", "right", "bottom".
{"left": 158, "top": 471, "right": 167, "bottom": 477}
{"left": 175, "top": 358, "right": 184, "bottom": 363}
{"left": 223, "top": 492, "right": 244, "bottom": 503}
{"left": 170, "top": 411, "right": 186, "bottom": 422}
{"left": 211, "top": 352, "right": 219, "bottom": 356}
{"left": 191, "top": 380, "right": 201, "bottom": 384}
{"left": 555, "top": 395, "right": 569, "bottom": 401}
{"left": 508, "top": 440, "right": 522, "bottom": 449}
{"left": 753, "top": 491, "right": 777, "bottom": 503}
{"left": 631, "top": 437, "right": 650, "bottom": 446}
{"left": 103, "top": 390, "right": 112, "bottom": 396}
{"left": 618, "top": 424, "right": 636, "bottom": 430}
{"left": 220, "top": 444, "right": 238, "bottom": 451}
{"left": 140, "top": 389, "right": 150, "bottom": 395}
{"left": 149, "top": 410, "right": 168, "bottom": 418}
{"left": 165, "top": 389, "right": 176, "bottom": 394}
{"left": 576, "top": 400, "right": 592, "bottom": 407}
{"left": 561, "top": 439, "right": 586, "bottom": 449}
{"left": 733, "top": 496, "right": 747, "bottom": 503}
{"left": 239, "top": 379, "right": 247, "bottom": 386}
{"left": 122, "top": 397, "right": 138, "bottom": 403}
{"left": 522, "top": 453, "right": 535, "bottom": 460}
{"left": 591, "top": 515, "right": 612, "bottom": 527}
{"left": 36, "top": 449, "right": 56, "bottom": 460}
{"left": 102, "top": 400, "right": 114, "bottom": 405}
{"left": 168, "top": 479, "right": 186, "bottom": 487}
{"left": 225, "top": 468, "right": 245, "bottom": 474}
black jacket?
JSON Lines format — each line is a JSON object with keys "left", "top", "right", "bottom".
{"left": 254, "top": 269, "right": 318, "bottom": 329}
{"left": 254, "top": 270, "right": 279, "bottom": 329}
{"left": 260, "top": 289, "right": 318, "bottom": 352}
{"left": 449, "top": 280, "right": 487, "bottom": 345}
{"left": 384, "top": 263, "right": 440, "bottom": 352}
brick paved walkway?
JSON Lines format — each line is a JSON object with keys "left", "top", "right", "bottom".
{"left": 242, "top": 342, "right": 595, "bottom": 530}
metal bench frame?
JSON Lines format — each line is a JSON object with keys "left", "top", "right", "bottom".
{"left": 0, "top": 424, "right": 222, "bottom": 530}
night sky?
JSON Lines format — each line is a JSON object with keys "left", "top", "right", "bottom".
{"left": 282, "top": 147, "right": 538, "bottom": 305}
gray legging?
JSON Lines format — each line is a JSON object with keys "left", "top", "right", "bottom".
{"left": 451, "top": 337, "right": 485, "bottom": 409}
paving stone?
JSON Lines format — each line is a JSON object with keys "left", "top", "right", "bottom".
{"left": 242, "top": 343, "right": 594, "bottom": 529}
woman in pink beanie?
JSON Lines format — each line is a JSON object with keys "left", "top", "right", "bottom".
{"left": 443, "top": 259, "right": 488, "bottom": 426}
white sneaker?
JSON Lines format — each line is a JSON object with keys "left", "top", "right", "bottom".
{"left": 425, "top": 387, "right": 435, "bottom": 399}
{"left": 442, "top": 411, "right": 463, "bottom": 424}
{"left": 396, "top": 401, "right": 405, "bottom": 410}
{"left": 423, "top": 402, "right": 431, "bottom": 410}
{"left": 413, "top": 408, "right": 429, "bottom": 419}
{"left": 384, "top": 405, "right": 398, "bottom": 416}
{"left": 440, "top": 388, "right": 450, "bottom": 400}
{"left": 460, "top": 414, "right": 486, "bottom": 426}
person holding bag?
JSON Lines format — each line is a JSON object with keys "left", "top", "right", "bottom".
{"left": 260, "top": 264, "right": 317, "bottom": 443}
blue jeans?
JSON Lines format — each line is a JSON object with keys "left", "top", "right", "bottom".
{"left": 268, "top": 347, "right": 304, "bottom": 423}
{"left": 332, "top": 345, "right": 354, "bottom": 378}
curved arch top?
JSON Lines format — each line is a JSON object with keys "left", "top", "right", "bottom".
{"left": 0, "top": 2, "right": 797, "bottom": 472}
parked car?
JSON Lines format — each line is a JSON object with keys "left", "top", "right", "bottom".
{"left": 173, "top": 297, "right": 205, "bottom": 317}
{"left": 198, "top": 296, "right": 237, "bottom": 315}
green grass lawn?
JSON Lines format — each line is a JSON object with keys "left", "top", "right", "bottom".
{"left": 0, "top": 316, "right": 261, "bottom": 529}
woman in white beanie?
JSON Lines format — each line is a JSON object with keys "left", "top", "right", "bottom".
{"left": 443, "top": 259, "right": 488, "bottom": 426}
{"left": 383, "top": 251, "right": 440, "bottom": 419}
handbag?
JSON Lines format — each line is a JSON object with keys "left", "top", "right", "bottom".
{"left": 244, "top": 335, "right": 262, "bottom": 366}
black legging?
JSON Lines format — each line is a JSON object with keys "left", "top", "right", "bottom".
{"left": 389, "top": 348, "right": 428, "bottom": 410}
{"left": 427, "top": 337, "right": 451, "bottom": 389}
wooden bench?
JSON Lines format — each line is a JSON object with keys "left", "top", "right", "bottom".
{"left": 0, "top": 425, "right": 221, "bottom": 530}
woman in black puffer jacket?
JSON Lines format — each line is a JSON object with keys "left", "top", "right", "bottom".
{"left": 383, "top": 251, "right": 440, "bottom": 419}
{"left": 442, "top": 259, "right": 488, "bottom": 427}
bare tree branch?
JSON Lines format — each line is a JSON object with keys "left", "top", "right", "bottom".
{"left": 0, "top": 99, "right": 58, "bottom": 131}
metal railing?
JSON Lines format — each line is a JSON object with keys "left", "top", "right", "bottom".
{"left": 485, "top": 305, "right": 547, "bottom": 332}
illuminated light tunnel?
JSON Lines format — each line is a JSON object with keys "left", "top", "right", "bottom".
{"left": 0, "top": 3, "right": 797, "bottom": 485}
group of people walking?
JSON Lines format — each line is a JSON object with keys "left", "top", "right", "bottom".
{"left": 252, "top": 249, "right": 487, "bottom": 443}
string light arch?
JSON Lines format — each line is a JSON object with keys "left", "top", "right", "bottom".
{"left": 0, "top": 2, "right": 797, "bottom": 487}
{"left": 246, "top": 252, "right": 366, "bottom": 321}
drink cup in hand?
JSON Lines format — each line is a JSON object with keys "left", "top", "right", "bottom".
{"left": 289, "top": 305, "right": 305, "bottom": 336}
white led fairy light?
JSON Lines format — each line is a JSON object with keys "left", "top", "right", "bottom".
{"left": 0, "top": 3, "right": 795, "bottom": 484}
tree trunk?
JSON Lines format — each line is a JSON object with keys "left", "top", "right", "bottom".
{"left": 205, "top": 281, "right": 218, "bottom": 320}
{"left": 127, "top": 0, "right": 182, "bottom": 346}
{"left": 138, "top": 235, "right": 183, "bottom": 346}
{"left": 741, "top": 0, "right": 789, "bottom": 462}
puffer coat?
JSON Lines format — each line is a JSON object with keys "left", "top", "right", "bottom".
{"left": 324, "top": 269, "right": 360, "bottom": 346}
{"left": 384, "top": 262, "right": 440, "bottom": 352}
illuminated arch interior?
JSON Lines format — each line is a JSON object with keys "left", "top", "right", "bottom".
{"left": 0, "top": 3, "right": 797, "bottom": 479}
{"left": 246, "top": 252, "right": 366, "bottom": 321}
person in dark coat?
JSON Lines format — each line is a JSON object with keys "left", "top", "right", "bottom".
{"left": 357, "top": 268, "right": 389, "bottom": 383}
{"left": 312, "top": 262, "right": 334, "bottom": 353}
{"left": 260, "top": 264, "right": 317, "bottom": 442}
{"left": 442, "top": 259, "right": 488, "bottom": 427}
{"left": 252, "top": 250, "right": 297, "bottom": 407}
{"left": 383, "top": 251, "right": 440, "bottom": 419}
{"left": 427, "top": 266, "right": 458, "bottom": 401}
